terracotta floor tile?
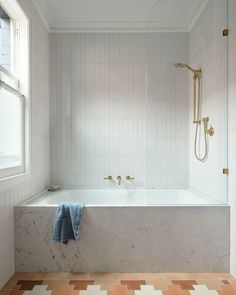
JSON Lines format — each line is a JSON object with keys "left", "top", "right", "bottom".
{"left": 9, "top": 291, "right": 24, "bottom": 295}
{"left": 216, "top": 274, "right": 233, "bottom": 280}
{"left": 51, "top": 291, "right": 77, "bottom": 295}
{"left": 50, "top": 285, "right": 76, "bottom": 295}
{"left": 65, "top": 273, "right": 92, "bottom": 280}
{"left": 8, "top": 285, "right": 24, "bottom": 295}
{"left": 108, "top": 285, "right": 134, "bottom": 295}
{"left": 43, "top": 280, "right": 69, "bottom": 291}
{"left": 15, "top": 273, "right": 45, "bottom": 280}
{"left": 196, "top": 279, "right": 222, "bottom": 291}
{"left": 219, "top": 285, "right": 236, "bottom": 295}
{"left": 69, "top": 280, "right": 95, "bottom": 290}
{"left": 172, "top": 280, "right": 197, "bottom": 290}
{"left": 41, "top": 273, "right": 69, "bottom": 280}
{"left": 91, "top": 274, "right": 139, "bottom": 281}
{"left": 230, "top": 280, "right": 236, "bottom": 289}
{"left": 134, "top": 274, "right": 161, "bottom": 280}
{"left": 121, "top": 280, "right": 146, "bottom": 290}
{"left": 185, "top": 275, "right": 209, "bottom": 281}
{"left": 164, "top": 274, "right": 189, "bottom": 280}
{"left": 17, "top": 280, "right": 43, "bottom": 290}
{"left": 164, "top": 285, "right": 191, "bottom": 295}
{"left": 223, "top": 280, "right": 231, "bottom": 285}
{"left": 145, "top": 279, "right": 171, "bottom": 291}
{"left": 96, "top": 281, "right": 121, "bottom": 291}
{"left": 1, "top": 273, "right": 235, "bottom": 295}
{"left": 1, "top": 278, "right": 19, "bottom": 291}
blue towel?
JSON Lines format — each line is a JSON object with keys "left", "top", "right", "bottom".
{"left": 53, "top": 203, "right": 85, "bottom": 244}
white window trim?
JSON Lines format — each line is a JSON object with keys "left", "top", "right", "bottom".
{"left": 0, "top": 0, "right": 31, "bottom": 192}
{"left": 0, "top": 69, "right": 21, "bottom": 95}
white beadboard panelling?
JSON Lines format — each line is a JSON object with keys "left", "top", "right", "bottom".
{"left": 0, "top": 0, "right": 49, "bottom": 289}
{"left": 188, "top": 0, "right": 228, "bottom": 204}
{"left": 49, "top": 32, "right": 189, "bottom": 188}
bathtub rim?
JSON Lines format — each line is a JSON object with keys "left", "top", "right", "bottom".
{"left": 17, "top": 188, "right": 229, "bottom": 208}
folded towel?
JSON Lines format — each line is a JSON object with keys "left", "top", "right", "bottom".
{"left": 53, "top": 203, "right": 85, "bottom": 244}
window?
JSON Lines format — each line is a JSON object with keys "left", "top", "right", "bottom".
{"left": 0, "top": 0, "right": 29, "bottom": 183}
{"left": 0, "top": 5, "right": 11, "bottom": 71}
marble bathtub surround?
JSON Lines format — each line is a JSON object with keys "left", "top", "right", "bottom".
{"left": 1, "top": 273, "right": 236, "bottom": 295}
{"left": 15, "top": 206, "right": 230, "bottom": 272}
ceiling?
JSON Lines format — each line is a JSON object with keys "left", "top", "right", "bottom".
{"left": 33, "top": 0, "right": 208, "bottom": 32}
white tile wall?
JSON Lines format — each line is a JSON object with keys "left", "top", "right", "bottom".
{"left": 50, "top": 33, "right": 189, "bottom": 188}
{"left": 188, "top": 0, "right": 228, "bottom": 204}
{"left": 228, "top": 0, "right": 236, "bottom": 277}
{"left": 0, "top": 0, "right": 49, "bottom": 288}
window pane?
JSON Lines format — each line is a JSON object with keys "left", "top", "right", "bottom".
{"left": 0, "top": 87, "right": 22, "bottom": 169}
{"left": 0, "top": 5, "right": 11, "bottom": 72}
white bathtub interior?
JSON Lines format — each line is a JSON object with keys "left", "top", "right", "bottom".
{"left": 24, "top": 188, "right": 224, "bottom": 206}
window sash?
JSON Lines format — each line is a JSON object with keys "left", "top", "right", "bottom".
{"left": 0, "top": 64, "right": 18, "bottom": 83}
{"left": 0, "top": 64, "right": 21, "bottom": 95}
{"left": 0, "top": 91, "right": 25, "bottom": 177}
{"left": 0, "top": 67, "right": 25, "bottom": 178}
{"left": 0, "top": 79, "right": 24, "bottom": 97}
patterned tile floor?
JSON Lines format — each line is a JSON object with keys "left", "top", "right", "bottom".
{"left": 1, "top": 273, "right": 236, "bottom": 295}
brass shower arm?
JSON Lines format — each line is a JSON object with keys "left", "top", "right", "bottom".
{"left": 175, "top": 63, "right": 201, "bottom": 77}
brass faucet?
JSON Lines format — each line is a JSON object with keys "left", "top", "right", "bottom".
{"left": 117, "top": 176, "right": 122, "bottom": 185}
{"left": 104, "top": 176, "right": 112, "bottom": 180}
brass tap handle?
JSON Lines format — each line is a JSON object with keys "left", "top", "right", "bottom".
{"left": 126, "top": 176, "right": 135, "bottom": 181}
{"left": 117, "top": 176, "right": 122, "bottom": 185}
{"left": 207, "top": 126, "right": 214, "bottom": 137}
{"left": 104, "top": 176, "right": 112, "bottom": 180}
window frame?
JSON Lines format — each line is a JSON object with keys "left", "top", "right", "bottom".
{"left": 0, "top": 0, "right": 30, "bottom": 190}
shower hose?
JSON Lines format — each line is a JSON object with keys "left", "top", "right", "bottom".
{"left": 194, "top": 75, "right": 209, "bottom": 162}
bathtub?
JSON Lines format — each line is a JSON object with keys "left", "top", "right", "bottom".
{"left": 23, "top": 188, "right": 223, "bottom": 206}
{"left": 15, "top": 188, "right": 230, "bottom": 272}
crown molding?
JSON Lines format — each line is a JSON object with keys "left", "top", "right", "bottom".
{"left": 49, "top": 21, "right": 189, "bottom": 33}
{"left": 32, "top": 0, "right": 50, "bottom": 31}
{"left": 32, "top": 0, "right": 208, "bottom": 33}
